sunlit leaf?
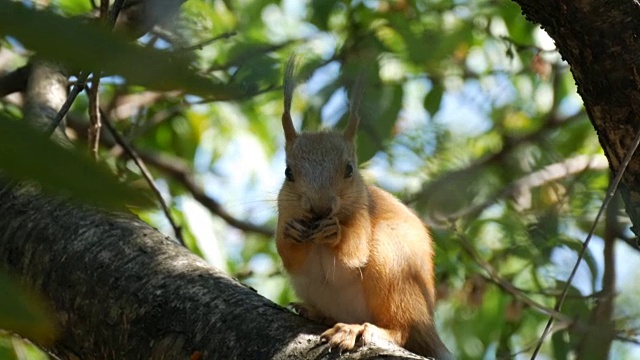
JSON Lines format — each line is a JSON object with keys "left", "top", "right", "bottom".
{"left": 56, "top": 0, "right": 93, "bottom": 16}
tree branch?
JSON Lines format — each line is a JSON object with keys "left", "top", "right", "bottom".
{"left": 0, "top": 182, "right": 427, "bottom": 360}
{"left": 88, "top": 77, "right": 102, "bottom": 159}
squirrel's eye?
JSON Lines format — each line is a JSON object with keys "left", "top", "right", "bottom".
{"left": 285, "top": 166, "right": 294, "bottom": 182}
{"left": 345, "top": 162, "right": 354, "bottom": 179}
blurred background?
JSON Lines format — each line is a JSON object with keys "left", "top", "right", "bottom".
{"left": 1, "top": 0, "right": 639, "bottom": 359}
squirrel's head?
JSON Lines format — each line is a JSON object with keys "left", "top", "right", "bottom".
{"left": 278, "top": 57, "right": 365, "bottom": 221}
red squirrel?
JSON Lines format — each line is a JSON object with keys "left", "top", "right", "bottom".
{"left": 276, "top": 59, "right": 452, "bottom": 359}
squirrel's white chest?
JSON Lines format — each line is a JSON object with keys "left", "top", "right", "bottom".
{"left": 289, "top": 245, "right": 370, "bottom": 324}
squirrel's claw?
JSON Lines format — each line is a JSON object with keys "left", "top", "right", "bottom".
{"left": 320, "top": 322, "right": 371, "bottom": 354}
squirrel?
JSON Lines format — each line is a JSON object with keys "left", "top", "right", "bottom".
{"left": 275, "top": 59, "right": 452, "bottom": 359}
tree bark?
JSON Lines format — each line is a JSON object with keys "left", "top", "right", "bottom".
{"left": 512, "top": 0, "right": 640, "bottom": 237}
{"left": 0, "top": 183, "right": 424, "bottom": 360}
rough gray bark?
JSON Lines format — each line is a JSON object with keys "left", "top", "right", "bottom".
{"left": 0, "top": 182, "right": 425, "bottom": 360}
{"left": 512, "top": 0, "right": 640, "bottom": 237}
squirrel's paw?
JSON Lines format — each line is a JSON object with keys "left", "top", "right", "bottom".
{"left": 309, "top": 217, "right": 341, "bottom": 245}
{"left": 283, "top": 219, "right": 310, "bottom": 242}
{"left": 320, "top": 322, "right": 376, "bottom": 353}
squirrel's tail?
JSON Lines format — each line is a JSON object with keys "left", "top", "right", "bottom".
{"left": 406, "top": 326, "right": 453, "bottom": 360}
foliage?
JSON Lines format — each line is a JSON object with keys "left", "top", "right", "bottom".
{"left": 1, "top": 0, "right": 639, "bottom": 358}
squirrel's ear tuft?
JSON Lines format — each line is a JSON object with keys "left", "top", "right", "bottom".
{"left": 282, "top": 56, "right": 298, "bottom": 142}
{"left": 343, "top": 110, "right": 359, "bottom": 143}
{"left": 343, "top": 77, "right": 363, "bottom": 143}
{"left": 282, "top": 112, "right": 297, "bottom": 143}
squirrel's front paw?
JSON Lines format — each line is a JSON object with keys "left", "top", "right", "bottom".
{"left": 320, "top": 323, "right": 373, "bottom": 354}
{"left": 284, "top": 217, "right": 340, "bottom": 244}
{"left": 284, "top": 219, "right": 310, "bottom": 243}
{"left": 309, "top": 217, "right": 340, "bottom": 245}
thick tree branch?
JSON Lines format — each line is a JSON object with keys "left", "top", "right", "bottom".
{"left": 0, "top": 183, "right": 425, "bottom": 360}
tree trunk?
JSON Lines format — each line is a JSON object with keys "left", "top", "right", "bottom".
{"left": 513, "top": 0, "right": 640, "bottom": 237}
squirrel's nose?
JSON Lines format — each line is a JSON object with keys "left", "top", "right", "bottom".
{"left": 302, "top": 195, "right": 338, "bottom": 219}
{"left": 310, "top": 206, "right": 332, "bottom": 219}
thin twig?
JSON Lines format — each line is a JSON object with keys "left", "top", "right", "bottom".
{"left": 101, "top": 109, "right": 186, "bottom": 246}
{"left": 530, "top": 127, "right": 640, "bottom": 359}
{"left": 88, "top": 77, "right": 101, "bottom": 160}
{"left": 88, "top": 0, "right": 109, "bottom": 158}
{"left": 62, "top": 114, "right": 272, "bottom": 237}
{"left": 137, "top": 151, "right": 275, "bottom": 237}
{"left": 109, "top": 0, "right": 127, "bottom": 26}
{"left": 452, "top": 226, "right": 572, "bottom": 322}
{"left": 615, "top": 334, "right": 640, "bottom": 346}
{"left": 499, "top": 35, "right": 558, "bottom": 54}
{"left": 180, "top": 31, "right": 238, "bottom": 52}
{"left": 99, "top": 0, "right": 109, "bottom": 21}
{"left": 47, "top": 0, "right": 120, "bottom": 140}
{"left": 46, "top": 73, "right": 88, "bottom": 137}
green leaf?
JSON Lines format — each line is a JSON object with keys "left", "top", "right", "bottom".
{"left": 356, "top": 84, "right": 403, "bottom": 163}
{"left": 0, "top": 2, "right": 242, "bottom": 98}
{"left": 310, "top": 0, "right": 339, "bottom": 30}
{"left": 57, "top": 0, "right": 93, "bottom": 16}
{"left": 552, "top": 331, "right": 570, "bottom": 360}
{"left": 0, "top": 272, "right": 57, "bottom": 344}
{"left": 424, "top": 82, "right": 444, "bottom": 116}
{"left": 0, "top": 119, "right": 152, "bottom": 210}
